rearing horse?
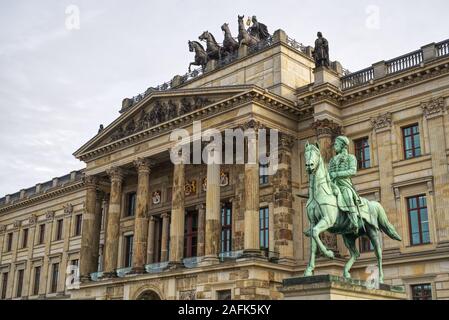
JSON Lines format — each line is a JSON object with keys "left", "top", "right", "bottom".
{"left": 199, "top": 31, "right": 223, "bottom": 61}
{"left": 303, "top": 143, "right": 401, "bottom": 283}
{"left": 188, "top": 40, "right": 208, "bottom": 72}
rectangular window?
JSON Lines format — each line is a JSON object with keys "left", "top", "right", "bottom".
{"left": 16, "top": 269, "right": 24, "bottom": 298}
{"left": 22, "top": 229, "right": 29, "bottom": 248}
{"left": 259, "top": 164, "right": 269, "bottom": 185}
{"left": 220, "top": 203, "right": 232, "bottom": 254}
{"left": 359, "top": 236, "right": 374, "bottom": 253}
{"left": 411, "top": 283, "right": 432, "bottom": 300}
{"left": 74, "top": 214, "right": 82, "bottom": 236}
{"left": 50, "top": 263, "right": 59, "bottom": 293}
{"left": 33, "top": 266, "right": 41, "bottom": 296}
{"left": 124, "top": 235, "right": 134, "bottom": 268}
{"left": 38, "top": 224, "right": 46, "bottom": 245}
{"left": 126, "top": 192, "right": 137, "bottom": 217}
{"left": 183, "top": 210, "right": 198, "bottom": 258}
{"left": 6, "top": 233, "right": 13, "bottom": 252}
{"left": 403, "top": 124, "right": 421, "bottom": 159}
{"left": 217, "top": 289, "right": 232, "bottom": 300}
{"left": 259, "top": 207, "right": 269, "bottom": 250}
{"left": 55, "top": 219, "right": 63, "bottom": 241}
{"left": 1, "top": 273, "right": 8, "bottom": 299}
{"left": 407, "top": 195, "right": 430, "bottom": 246}
{"left": 354, "top": 137, "right": 371, "bottom": 169}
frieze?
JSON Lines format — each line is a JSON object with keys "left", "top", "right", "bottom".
{"left": 111, "top": 97, "right": 214, "bottom": 144}
{"left": 421, "top": 97, "right": 447, "bottom": 119}
{"left": 179, "top": 290, "right": 196, "bottom": 300}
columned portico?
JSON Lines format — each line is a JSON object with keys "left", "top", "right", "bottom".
{"left": 203, "top": 152, "right": 221, "bottom": 264}
{"left": 243, "top": 121, "right": 262, "bottom": 257}
{"left": 103, "top": 167, "right": 125, "bottom": 276}
{"left": 80, "top": 175, "right": 103, "bottom": 280}
{"left": 132, "top": 158, "right": 152, "bottom": 273}
{"left": 169, "top": 160, "right": 186, "bottom": 266}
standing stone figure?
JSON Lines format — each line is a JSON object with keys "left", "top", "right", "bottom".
{"left": 328, "top": 136, "right": 361, "bottom": 234}
{"left": 248, "top": 16, "right": 270, "bottom": 41}
{"left": 313, "top": 32, "right": 330, "bottom": 68}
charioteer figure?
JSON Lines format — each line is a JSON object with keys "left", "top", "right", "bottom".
{"left": 248, "top": 16, "right": 270, "bottom": 41}
{"left": 328, "top": 136, "right": 362, "bottom": 234}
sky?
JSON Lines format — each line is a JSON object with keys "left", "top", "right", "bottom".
{"left": 0, "top": 0, "right": 448, "bottom": 196}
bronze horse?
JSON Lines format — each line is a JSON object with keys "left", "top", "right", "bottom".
{"left": 237, "top": 15, "right": 258, "bottom": 47}
{"left": 221, "top": 23, "right": 239, "bottom": 56}
{"left": 188, "top": 40, "right": 207, "bottom": 72}
{"left": 199, "top": 31, "right": 223, "bottom": 61}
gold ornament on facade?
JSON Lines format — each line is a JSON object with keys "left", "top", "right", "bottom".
{"left": 184, "top": 180, "right": 197, "bottom": 196}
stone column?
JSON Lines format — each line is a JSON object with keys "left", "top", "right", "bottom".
{"left": 169, "top": 160, "right": 186, "bottom": 266}
{"left": 160, "top": 213, "right": 170, "bottom": 262}
{"left": 273, "top": 133, "right": 295, "bottom": 264}
{"left": 311, "top": 119, "right": 342, "bottom": 253}
{"left": 103, "top": 167, "right": 124, "bottom": 276}
{"left": 371, "top": 113, "right": 400, "bottom": 251}
{"left": 147, "top": 216, "right": 156, "bottom": 264}
{"left": 79, "top": 176, "right": 103, "bottom": 280}
{"left": 196, "top": 204, "right": 206, "bottom": 257}
{"left": 422, "top": 98, "right": 449, "bottom": 244}
{"left": 243, "top": 120, "right": 262, "bottom": 257}
{"left": 132, "top": 158, "right": 152, "bottom": 273}
{"left": 203, "top": 152, "right": 221, "bottom": 264}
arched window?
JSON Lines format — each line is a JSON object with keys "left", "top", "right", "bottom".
{"left": 137, "top": 290, "right": 161, "bottom": 300}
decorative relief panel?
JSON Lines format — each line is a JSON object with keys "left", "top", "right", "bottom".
{"left": 184, "top": 180, "right": 197, "bottom": 196}
{"left": 371, "top": 112, "right": 392, "bottom": 132}
{"left": 152, "top": 191, "right": 162, "bottom": 205}
{"left": 421, "top": 97, "right": 447, "bottom": 119}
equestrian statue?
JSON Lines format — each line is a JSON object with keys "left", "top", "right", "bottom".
{"left": 303, "top": 136, "right": 402, "bottom": 283}
{"left": 188, "top": 40, "right": 208, "bottom": 72}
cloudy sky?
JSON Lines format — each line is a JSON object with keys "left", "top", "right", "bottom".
{"left": 0, "top": 0, "right": 448, "bottom": 196}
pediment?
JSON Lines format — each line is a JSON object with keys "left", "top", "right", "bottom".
{"left": 73, "top": 86, "right": 256, "bottom": 160}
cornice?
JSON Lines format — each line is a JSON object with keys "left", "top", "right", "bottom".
{"left": 0, "top": 180, "right": 85, "bottom": 214}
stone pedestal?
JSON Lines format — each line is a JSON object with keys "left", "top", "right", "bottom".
{"left": 280, "top": 275, "right": 406, "bottom": 300}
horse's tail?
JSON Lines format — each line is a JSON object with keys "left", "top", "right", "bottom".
{"left": 376, "top": 203, "right": 402, "bottom": 241}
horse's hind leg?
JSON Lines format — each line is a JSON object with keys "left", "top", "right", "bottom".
{"left": 342, "top": 234, "right": 360, "bottom": 279}
{"left": 367, "top": 226, "right": 384, "bottom": 283}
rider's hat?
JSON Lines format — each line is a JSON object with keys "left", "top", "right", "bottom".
{"left": 335, "top": 136, "right": 350, "bottom": 147}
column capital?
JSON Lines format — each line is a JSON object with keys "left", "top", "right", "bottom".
{"left": 421, "top": 97, "right": 447, "bottom": 119}
{"left": 161, "top": 212, "right": 170, "bottom": 219}
{"left": 312, "top": 119, "right": 343, "bottom": 138}
{"left": 106, "top": 166, "right": 125, "bottom": 182}
{"left": 370, "top": 112, "right": 392, "bottom": 132}
{"left": 195, "top": 203, "right": 206, "bottom": 211}
{"left": 133, "top": 158, "right": 154, "bottom": 174}
{"left": 240, "top": 119, "right": 266, "bottom": 133}
{"left": 279, "top": 132, "right": 296, "bottom": 150}
{"left": 149, "top": 215, "right": 157, "bottom": 222}
{"left": 83, "top": 175, "right": 98, "bottom": 189}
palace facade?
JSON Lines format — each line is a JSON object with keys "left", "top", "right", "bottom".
{"left": 1, "top": 28, "right": 449, "bottom": 300}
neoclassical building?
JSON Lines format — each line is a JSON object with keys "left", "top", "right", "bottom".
{"left": 0, "top": 26, "right": 448, "bottom": 300}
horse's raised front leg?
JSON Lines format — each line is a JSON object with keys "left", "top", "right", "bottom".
{"left": 342, "top": 234, "right": 359, "bottom": 279}
{"left": 312, "top": 219, "right": 334, "bottom": 259}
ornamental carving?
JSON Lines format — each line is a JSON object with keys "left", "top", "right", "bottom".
{"left": 370, "top": 112, "right": 392, "bottom": 131}
{"left": 241, "top": 119, "right": 265, "bottom": 132}
{"left": 13, "top": 220, "right": 21, "bottom": 229}
{"left": 64, "top": 203, "right": 74, "bottom": 215}
{"left": 82, "top": 175, "right": 98, "bottom": 188}
{"left": 46, "top": 210, "right": 55, "bottom": 220}
{"left": 134, "top": 158, "right": 153, "bottom": 173}
{"left": 111, "top": 97, "right": 214, "bottom": 143}
{"left": 184, "top": 180, "right": 197, "bottom": 196}
{"left": 279, "top": 133, "right": 295, "bottom": 150}
{"left": 106, "top": 167, "right": 125, "bottom": 182}
{"left": 201, "top": 171, "right": 230, "bottom": 191}
{"left": 29, "top": 214, "right": 37, "bottom": 225}
{"left": 152, "top": 191, "right": 161, "bottom": 205}
{"left": 179, "top": 290, "right": 196, "bottom": 300}
{"left": 0, "top": 225, "right": 6, "bottom": 233}
{"left": 312, "top": 119, "right": 343, "bottom": 138}
{"left": 421, "top": 97, "right": 447, "bottom": 119}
